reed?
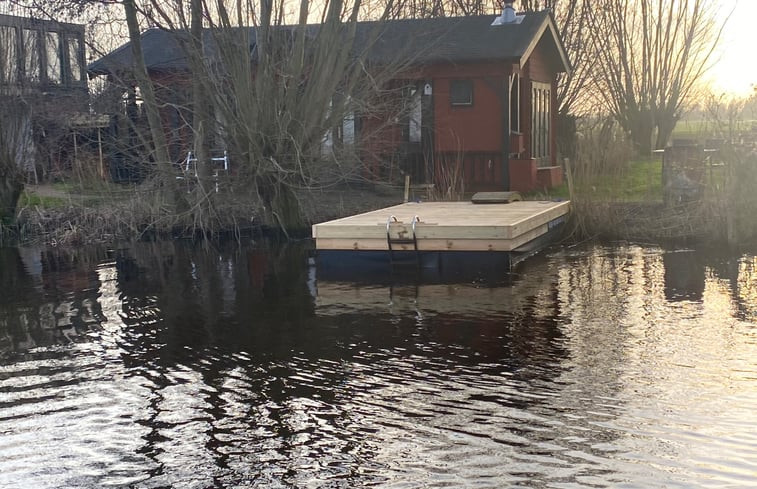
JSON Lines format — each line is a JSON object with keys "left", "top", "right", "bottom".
{"left": 563, "top": 115, "right": 757, "bottom": 246}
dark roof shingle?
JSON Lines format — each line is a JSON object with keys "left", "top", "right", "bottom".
{"left": 89, "top": 12, "right": 568, "bottom": 76}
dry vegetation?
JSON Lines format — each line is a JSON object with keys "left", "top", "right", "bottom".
{"left": 563, "top": 115, "right": 757, "bottom": 246}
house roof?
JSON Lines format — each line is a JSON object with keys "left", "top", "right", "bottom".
{"left": 0, "top": 12, "right": 84, "bottom": 33}
{"left": 88, "top": 12, "right": 570, "bottom": 77}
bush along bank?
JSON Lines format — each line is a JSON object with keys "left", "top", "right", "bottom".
{"left": 1, "top": 183, "right": 405, "bottom": 247}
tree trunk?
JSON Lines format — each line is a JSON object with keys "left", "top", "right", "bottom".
{"left": 655, "top": 113, "right": 679, "bottom": 150}
{"left": 0, "top": 107, "right": 26, "bottom": 223}
{"left": 0, "top": 175, "right": 23, "bottom": 223}
{"left": 190, "top": 0, "right": 212, "bottom": 193}
{"left": 122, "top": 0, "right": 180, "bottom": 205}
{"left": 628, "top": 110, "right": 655, "bottom": 157}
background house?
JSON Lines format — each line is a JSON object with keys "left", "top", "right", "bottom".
{"left": 0, "top": 13, "right": 92, "bottom": 182}
{"left": 89, "top": 7, "right": 570, "bottom": 193}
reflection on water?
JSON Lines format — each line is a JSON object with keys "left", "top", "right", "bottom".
{"left": 0, "top": 242, "right": 756, "bottom": 488}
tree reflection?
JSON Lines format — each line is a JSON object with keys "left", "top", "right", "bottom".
{"left": 0, "top": 246, "right": 106, "bottom": 356}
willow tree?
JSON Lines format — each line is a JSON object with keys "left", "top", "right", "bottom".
{"left": 589, "top": 0, "right": 726, "bottom": 155}
{"left": 0, "top": 24, "right": 28, "bottom": 222}
{"left": 124, "top": 0, "right": 411, "bottom": 232}
{"left": 0, "top": 104, "right": 28, "bottom": 223}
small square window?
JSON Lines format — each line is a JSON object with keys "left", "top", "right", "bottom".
{"left": 450, "top": 79, "right": 473, "bottom": 106}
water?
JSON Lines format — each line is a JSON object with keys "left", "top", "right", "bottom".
{"left": 0, "top": 241, "right": 755, "bottom": 488}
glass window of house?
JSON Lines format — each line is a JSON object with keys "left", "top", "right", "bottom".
{"left": 46, "top": 31, "right": 61, "bottom": 84}
{"left": 67, "top": 35, "right": 82, "bottom": 83}
{"left": 450, "top": 80, "right": 473, "bottom": 106}
{"left": 23, "top": 29, "right": 40, "bottom": 83}
{"left": 531, "top": 82, "right": 551, "bottom": 164}
{"left": 0, "top": 26, "right": 19, "bottom": 85}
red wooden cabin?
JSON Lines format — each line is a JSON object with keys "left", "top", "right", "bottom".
{"left": 89, "top": 6, "right": 570, "bottom": 193}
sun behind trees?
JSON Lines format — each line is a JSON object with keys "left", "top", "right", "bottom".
{"left": 588, "top": 0, "right": 726, "bottom": 155}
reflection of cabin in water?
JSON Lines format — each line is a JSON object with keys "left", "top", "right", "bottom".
{"left": 0, "top": 13, "right": 94, "bottom": 181}
{"left": 89, "top": 3, "right": 570, "bottom": 192}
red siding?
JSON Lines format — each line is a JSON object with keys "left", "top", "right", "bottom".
{"left": 525, "top": 37, "right": 554, "bottom": 83}
{"left": 425, "top": 62, "right": 507, "bottom": 154}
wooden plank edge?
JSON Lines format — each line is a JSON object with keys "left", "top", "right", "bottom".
{"left": 316, "top": 223, "right": 550, "bottom": 252}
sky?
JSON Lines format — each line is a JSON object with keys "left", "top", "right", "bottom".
{"left": 711, "top": 0, "right": 757, "bottom": 97}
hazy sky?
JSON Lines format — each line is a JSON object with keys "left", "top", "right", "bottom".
{"left": 712, "top": 0, "right": 757, "bottom": 96}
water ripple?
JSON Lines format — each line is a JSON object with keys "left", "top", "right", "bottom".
{"left": 0, "top": 243, "right": 756, "bottom": 487}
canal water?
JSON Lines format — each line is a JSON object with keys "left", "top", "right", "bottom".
{"left": 0, "top": 241, "right": 755, "bottom": 488}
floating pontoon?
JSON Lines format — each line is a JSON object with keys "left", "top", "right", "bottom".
{"left": 312, "top": 196, "right": 569, "bottom": 278}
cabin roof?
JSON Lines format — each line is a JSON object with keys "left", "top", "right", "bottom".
{"left": 88, "top": 12, "right": 570, "bottom": 77}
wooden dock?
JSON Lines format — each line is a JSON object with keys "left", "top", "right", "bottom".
{"left": 312, "top": 200, "right": 570, "bottom": 253}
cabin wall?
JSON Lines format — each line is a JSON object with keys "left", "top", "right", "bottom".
{"left": 425, "top": 62, "right": 506, "bottom": 154}
{"left": 151, "top": 72, "right": 193, "bottom": 163}
{"left": 426, "top": 62, "right": 508, "bottom": 193}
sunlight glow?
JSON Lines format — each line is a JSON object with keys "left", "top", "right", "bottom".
{"left": 711, "top": 0, "right": 757, "bottom": 97}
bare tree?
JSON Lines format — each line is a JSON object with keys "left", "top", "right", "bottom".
{"left": 520, "top": 0, "right": 556, "bottom": 11}
{"left": 589, "top": 0, "right": 726, "bottom": 154}
{"left": 114, "top": 0, "right": 414, "bottom": 232}
{"left": 0, "top": 25, "right": 24, "bottom": 221}
{"left": 0, "top": 103, "right": 28, "bottom": 222}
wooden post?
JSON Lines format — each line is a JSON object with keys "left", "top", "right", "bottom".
{"left": 98, "top": 128, "right": 105, "bottom": 180}
{"left": 73, "top": 132, "right": 79, "bottom": 181}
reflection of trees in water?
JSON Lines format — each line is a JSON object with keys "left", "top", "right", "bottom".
{"left": 107, "top": 241, "right": 580, "bottom": 486}
{"left": 553, "top": 244, "right": 757, "bottom": 485}
{"left": 3, "top": 241, "right": 757, "bottom": 486}
{"left": 737, "top": 256, "right": 757, "bottom": 321}
{"left": 114, "top": 241, "right": 316, "bottom": 359}
{"left": 661, "top": 247, "right": 756, "bottom": 321}
{"left": 0, "top": 247, "right": 106, "bottom": 355}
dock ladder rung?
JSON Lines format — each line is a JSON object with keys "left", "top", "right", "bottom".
{"left": 386, "top": 215, "right": 421, "bottom": 270}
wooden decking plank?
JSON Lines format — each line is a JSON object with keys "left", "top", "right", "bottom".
{"left": 315, "top": 222, "right": 550, "bottom": 251}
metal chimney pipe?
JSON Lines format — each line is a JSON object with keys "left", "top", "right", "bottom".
{"left": 503, "top": 1, "right": 516, "bottom": 23}
{"left": 492, "top": 1, "right": 517, "bottom": 25}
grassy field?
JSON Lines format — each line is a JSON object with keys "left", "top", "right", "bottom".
{"left": 532, "top": 158, "right": 665, "bottom": 202}
{"left": 672, "top": 119, "right": 757, "bottom": 141}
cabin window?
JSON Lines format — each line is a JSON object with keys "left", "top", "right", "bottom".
{"left": 321, "top": 98, "right": 358, "bottom": 154}
{"left": 343, "top": 111, "right": 355, "bottom": 146}
{"left": 1, "top": 20, "right": 83, "bottom": 88}
{"left": 0, "top": 26, "right": 19, "bottom": 85}
{"left": 45, "top": 31, "right": 61, "bottom": 84}
{"left": 531, "top": 81, "right": 550, "bottom": 165}
{"left": 450, "top": 79, "right": 473, "bottom": 106}
{"left": 510, "top": 74, "right": 520, "bottom": 133}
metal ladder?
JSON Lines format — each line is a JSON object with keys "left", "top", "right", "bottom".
{"left": 386, "top": 215, "right": 421, "bottom": 269}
